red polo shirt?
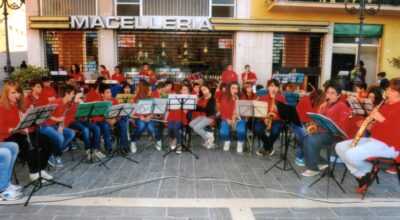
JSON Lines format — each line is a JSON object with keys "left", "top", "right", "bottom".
{"left": 221, "top": 70, "right": 238, "bottom": 84}
{"left": 111, "top": 73, "right": 126, "bottom": 84}
{"left": 320, "top": 100, "right": 350, "bottom": 135}
{"left": 100, "top": 70, "right": 110, "bottom": 79}
{"left": 296, "top": 96, "right": 321, "bottom": 123}
{"left": 240, "top": 92, "right": 258, "bottom": 101}
{"left": 0, "top": 104, "right": 23, "bottom": 141}
{"left": 26, "top": 92, "right": 47, "bottom": 108}
{"left": 40, "top": 85, "right": 57, "bottom": 104}
{"left": 91, "top": 98, "right": 118, "bottom": 122}
{"left": 139, "top": 71, "right": 157, "bottom": 85}
{"left": 220, "top": 95, "right": 236, "bottom": 121}
{"left": 69, "top": 72, "right": 85, "bottom": 82}
{"left": 259, "top": 93, "right": 286, "bottom": 120}
{"left": 44, "top": 98, "right": 68, "bottom": 126}
{"left": 241, "top": 72, "right": 257, "bottom": 85}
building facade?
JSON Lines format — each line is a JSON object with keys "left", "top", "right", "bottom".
{"left": 26, "top": 0, "right": 400, "bottom": 87}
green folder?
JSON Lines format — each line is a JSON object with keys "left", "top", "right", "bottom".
{"left": 75, "top": 101, "right": 112, "bottom": 118}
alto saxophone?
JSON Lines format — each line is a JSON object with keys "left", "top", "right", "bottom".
{"left": 306, "top": 99, "right": 328, "bottom": 135}
{"left": 266, "top": 96, "right": 276, "bottom": 130}
{"left": 232, "top": 94, "right": 240, "bottom": 130}
{"left": 350, "top": 100, "right": 385, "bottom": 147}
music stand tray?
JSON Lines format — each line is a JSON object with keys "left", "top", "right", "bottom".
{"left": 70, "top": 101, "right": 112, "bottom": 171}
{"left": 264, "top": 101, "right": 301, "bottom": 179}
{"left": 16, "top": 104, "right": 73, "bottom": 206}
{"left": 163, "top": 94, "right": 199, "bottom": 159}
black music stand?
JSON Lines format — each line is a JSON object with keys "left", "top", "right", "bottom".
{"left": 133, "top": 75, "right": 149, "bottom": 84}
{"left": 104, "top": 103, "right": 138, "bottom": 164}
{"left": 15, "top": 104, "right": 72, "bottom": 206}
{"left": 70, "top": 101, "right": 112, "bottom": 171}
{"left": 264, "top": 101, "right": 301, "bottom": 179}
{"left": 163, "top": 94, "right": 199, "bottom": 159}
{"left": 306, "top": 113, "right": 348, "bottom": 197}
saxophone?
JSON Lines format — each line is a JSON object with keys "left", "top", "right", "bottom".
{"left": 266, "top": 95, "right": 276, "bottom": 130}
{"left": 232, "top": 94, "right": 241, "bottom": 130}
{"left": 350, "top": 100, "right": 385, "bottom": 147}
{"left": 306, "top": 100, "right": 327, "bottom": 135}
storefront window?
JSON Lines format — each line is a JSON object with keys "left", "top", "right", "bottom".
{"left": 117, "top": 31, "right": 233, "bottom": 78}
{"left": 211, "top": 0, "right": 235, "bottom": 17}
{"left": 116, "top": 0, "right": 141, "bottom": 16}
{"left": 44, "top": 31, "right": 98, "bottom": 73}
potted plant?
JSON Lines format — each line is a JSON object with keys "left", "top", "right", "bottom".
{"left": 11, "top": 65, "right": 48, "bottom": 90}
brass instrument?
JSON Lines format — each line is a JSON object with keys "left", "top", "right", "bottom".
{"left": 265, "top": 95, "right": 276, "bottom": 130}
{"left": 232, "top": 95, "right": 241, "bottom": 130}
{"left": 350, "top": 100, "right": 385, "bottom": 147}
{"left": 306, "top": 99, "right": 327, "bottom": 135}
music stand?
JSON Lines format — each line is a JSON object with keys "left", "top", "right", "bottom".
{"left": 15, "top": 105, "right": 73, "bottom": 206}
{"left": 104, "top": 103, "right": 138, "bottom": 164}
{"left": 163, "top": 94, "right": 198, "bottom": 159}
{"left": 264, "top": 101, "right": 301, "bottom": 179}
{"left": 144, "top": 98, "right": 168, "bottom": 150}
{"left": 116, "top": 94, "right": 135, "bottom": 104}
{"left": 70, "top": 101, "right": 112, "bottom": 171}
{"left": 306, "top": 113, "right": 348, "bottom": 197}
{"left": 133, "top": 75, "right": 149, "bottom": 84}
{"left": 236, "top": 100, "right": 268, "bottom": 154}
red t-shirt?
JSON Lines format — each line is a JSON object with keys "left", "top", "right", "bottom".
{"left": 296, "top": 96, "right": 321, "bottom": 123}
{"left": 0, "top": 104, "right": 24, "bottom": 141}
{"left": 320, "top": 100, "right": 350, "bottom": 135}
{"left": 240, "top": 92, "right": 258, "bottom": 100}
{"left": 241, "top": 72, "right": 257, "bottom": 85}
{"left": 40, "top": 86, "right": 57, "bottom": 104}
{"left": 370, "top": 101, "right": 400, "bottom": 154}
{"left": 69, "top": 72, "right": 85, "bottom": 82}
{"left": 221, "top": 70, "right": 238, "bottom": 84}
{"left": 220, "top": 95, "right": 236, "bottom": 121}
{"left": 100, "top": 70, "right": 110, "bottom": 79}
{"left": 167, "top": 109, "right": 188, "bottom": 125}
{"left": 111, "top": 73, "right": 126, "bottom": 84}
{"left": 86, "top": 88, "right": 101, "bottom": 102}
{"left": 138, "top": 71, "right": 157, "bottom": 84}
{"left": 26, "top": 92, "right": 47, "bottom": 108}
{"left": 259, "top": 93, "right": 286, "bottom": 120}
{"left": 151, "top": 90, "right": 161, "bottom": 98}
{"left": 65, "top": 102, "right": 79, "bottom": 127}
{"left": 91, "top": 98, "right": 119, "bottom": 123}
{"left": 44, "top": 98, "right": 68, "bottom": 126}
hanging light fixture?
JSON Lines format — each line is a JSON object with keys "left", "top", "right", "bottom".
{"left": 161, "top": 41, "right": 166, "bottom": 48}
{"left": 184, "top": 49, "right": 189, "bottom": 56}
{"left": 203, "top": 46, "right": 208, "bottom": 54}
{"left": 144, "top": 52, "right": 148, "bottom": 58}
{"left": 161, "top": 50, "right": 166, "bottom": 57}
{"left": 183, "top": 41, "right": 188, "bottom": 49}
{"left": 138, "top": 41, "right": 143, "bottom": 48}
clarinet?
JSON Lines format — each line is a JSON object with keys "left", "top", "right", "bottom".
{"left": 16, "top": 98, "right": 34, "bottom": 150}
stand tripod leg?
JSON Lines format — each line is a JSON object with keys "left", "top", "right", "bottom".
{"left": 181, "top": 144, "right": 199, "bottom": 159}
{"left": 264, "top": 158, "right": 283, "bottom": 174}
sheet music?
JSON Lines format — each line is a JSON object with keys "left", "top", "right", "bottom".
{"left": 168, "top": 94, "right": 197, "bottom": 110}
{"left": 360, "top": 98, "right": 374, "bottom": 114}
{"left": 105, "top": 103, "right": 136, "bottom": 118}
{"left": 14, "top": 104, "right": 58, "bottom": 132}
{"left": 153, "top": 98, "right": 168, "bottom": 114}
{"left": 347, "top": 98, "right": 365, "bottom": 115}
{"left": 133, "top": 75, "right": 150, "bottom": 84}
{"left": 137, "top": 99, "right": 154, "bottom": 114}
{"left": 307, "top": 113, "right": 348, "bottom": 138}
{"left": 235, "top": 100, "right": 268, "bottom": 118}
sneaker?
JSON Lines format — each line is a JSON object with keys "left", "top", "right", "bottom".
{"left": 301, "top": 169, "right": 320, "bottom": 177}
{"left": 256, "top": 149, "right": 266, "bottom": 156}
{"left": 48, "top": 155, "right": 56, "bottom": 167}
{"left": 171, "top": 144, "right": 176, "bottom": 150}
{"left": 267, "top": 149, "right": 275, "bottom": 156}
{"left": 207, "top": 132, "right": 214, "bottom": 144}
{"left": 204, "top": 139, "right": 214, "bottom": 149}
{"left": 237, "top": 142, "right": 243, "bottom": 153}
{"left": 385, "top": 166, "right": 398, "bottom": 175}
{"left": 318, "top": 164, "right": 329, "bottom": 171}
{"left": 94, "top": 150, "right": 106, "bottom": 159}
{"left": 295, "top": 158, "right": 305, "bottom": 167}
{"left": 1, "top": 189, "right": 22, "bottom": 201}
{"left": 130, "top": 142, "right": 137, "bottom": 153}
{"left": 29, "top": 173, "right": 39, "bottom": 182}
{"left": 55, "top": 157, "right": 64, "bottom": 168}
{"left": 40, "top": 170, "right": 53, "bottom": 180}
{"left": 156, "top": 140, "right": 162, "bottom": 151}
{"left": 176, "top": 145, "right": 182, "bottom": 154}
{"left": 223, "top": 141, "right": 230, "bottom": 151}
{"left": 7, "top": 183, "right": 22, "bottom": 192}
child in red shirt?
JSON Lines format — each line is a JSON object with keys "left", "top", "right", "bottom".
{"left": 111, "top": 66, "right": 126, "bottom": 84}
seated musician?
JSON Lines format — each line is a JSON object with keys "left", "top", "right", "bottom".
{"left": 162, "top": 81, "right": 173, "bottom": 97}
{"left": 189, "top": 84, "right": 216, "bottom": 149}
{"left": 167, "top": 84, "right": 191, "bottom": 154}
{"left": 111, "top": 66, "right": 126, "bottom": 84}
{"left": 355, "top": 82, "right": 368, "bottom": 99}
{"left": 99, "top": 65, "right": 111, "bottom": 80}
{"left": 235, "top": 83, "right": 258, "bottom": 153}
{"left": 95, "top": 84, "right": 129, "bottom": 155}
{"left": 130, "top": 82, "right": 162, "bottom": 153}
{"left": 301, "top": 82, "right": 350, "bottom": 177}
{"left": 69, "top": 64, "right": 85, "bottom": 83}
{"left": 336, "top": 78, "right": 400, "bottom": 192}
{"left": 219, "top": 82, "right": 240, "bottom": 152}
{"left": 86, "top": 76, "right": 106, "bottom": 102}
{"left": 121, "top": 82, "right": 133, "bottom": 95}
{"left": 0, "top": 81, "right": 55, "bottom": 182}
{"left": 256, "top": 79, "right": 286, "bottom": 157}
{"left": 26, "top": 78, "right": 48, "bottom": 107}
{"left": 40, "top": 85, "right": 76, "bottom": 168}
{"left": 293, "top": 89, "right": 326, "bottom": 167}
{"left": 40, "top": 76, "right": 57, "bottom": 104}
{"left": 138, "top": 62, "right": 157, "bottom": 86}
{"left": 0, "top": 142, "right": 22, "bottom": 201}
{"left": 151, "top": 82, "right": 165, "bottom": 98}
{"left": 66, "top": 91, "right": 105, "bottom": 160}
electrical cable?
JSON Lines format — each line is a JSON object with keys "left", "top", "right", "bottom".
{"left": 1, "top": 176, "right": 399, "bottom": 206}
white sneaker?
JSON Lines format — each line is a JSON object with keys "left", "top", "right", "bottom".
{"left": 207, "top": 132, "right": 214, "bottom": 143}
{"left": 1, "top": 189, "right": 23, "bottom": 201}
{"left": 204, "top": 139, "right": 214, "bottom": 149}
{"left": 237, "top": 142, "right": 243, "bottom": 153}
{"left": 130, "top": 142, "right": 137, "bottom": 153}
{"left": 94, "top": 150, "right": 106, "bottom": 159}
{"left": 223, "top": 141, "right": 230, "bottom": 151}
{"left": 156, "top": 140, "right": 162, "bottom": 151}
{"left": 176, "top": 145, "right": 182, "bottom": 154}
{"left": 301, "top": 169, "right": 320, "bottom": 177}
{"left": 7, "top": 183, "right": 22, "bottom": 192}
{"left": 29, "top": 173, "right": 39, "bottom": 182}
{"left": 171, "top": 144, "right": 176, "bottom": 150}
{"left": 40, "top": 170, "right": 53, "bottom": 180}
{"left": 318, "top": 164, "right": 329, "bottom": 171}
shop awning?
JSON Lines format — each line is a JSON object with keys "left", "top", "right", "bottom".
{"left": 334, "top": 24, "right": 383, "bottom": 37}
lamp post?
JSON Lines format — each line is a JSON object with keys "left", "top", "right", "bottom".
{"left": 1, "top": 0, "right": 25, "bottom": 80}
{"left": 345, "top": 0, "right": 381, "bottom": 66}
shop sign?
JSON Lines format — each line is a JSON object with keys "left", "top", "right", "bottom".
{"left": 71, "top": 16, "right": 213, "bottom": 31}
{"left": 218, "top": 39, "right": 233, "bottom": 49}
{"left": 118, "top": 35, "right": 135, "bottom": 47}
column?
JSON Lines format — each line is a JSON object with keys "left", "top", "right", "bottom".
{"left": 320, "top": 22, "right": 334, "bottom": 86}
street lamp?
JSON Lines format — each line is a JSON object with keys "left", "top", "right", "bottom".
{"left": 345, "top": 0, "right": 381, "bottom": 66}
{"left": 1, "top": 0, "right": 25, "bottom": 80}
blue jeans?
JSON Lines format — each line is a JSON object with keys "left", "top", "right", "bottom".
{"left": 0, "top": 142, "right": 19, "bottom": 191}
{"left": 236, "top": 119, "right": 249, "bottom": 142}
{"left": 254, "top": 120, "right": 283, "bottom": 151}
{"left": 220, "top": 120, "right": 232, "bottom": 141}
{"left": 117, "top": 118, "right": 128, "bottom": 149}
{"left": 302, "top": 132, "right": 342, "bottom": 171}
{"left": 131, "top": 118, "right": 161, "bottom": 142}
{"left": 69, "top": 121, "right": 101, "bottom": 150}
{"left": 40, "top": 125, "right": 75, "bottom": 156}
{"left": 168, "top": 121, "right": 183, "bottom": 144}
{"left": 290, "top": 123, "right": 308, "bottom": 159}
{"left": 97, "top": 120, "right": 112, "bottom": 151}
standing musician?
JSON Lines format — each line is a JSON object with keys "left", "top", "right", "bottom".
{"left": 95, "top": 84, "right": 129, "bottom": 155}
{"left": 130, "top": 81, "right": 162, "bottom": 153}
{"left": 293, "top": 89, "right": 326, "bottom": 167}
{"left": 40, "top": 76, "right": 57, "bottom": 104}
{"left": 167, "top": 84, "right": 191, "bottom": 154}
{"left": 26, "top": 78, "right": 48, "bottom": 107}
{"left": 40, "top": 85, "right": 76, "bottom": 168}
{"left": 189, "top": 84, "right": 216, "bottom": 149}
{"left": 241, "top": 65, "right": 257, "bottom": 85}
{"left": 69, "top": 64, "right": 85, "bottom": 83}
{"left": 336, "top": 78, "right": 400, "bottom": 192}
{"left": 301, "top": 82, "right": 350, "bottom": 177}
{"left": 235, "top": 83, "right": 258, "bottom": 153}
{"left": 256, "top": 79, "right": 286, "bottom": 157}
{"left": 111, "top": 66, "right": 126, "bottom": 84}
{"left": 0, "top": 81, "right": 55, "bottom": 182}
{"left": 221, "top": 64, "right": 238, "bottom": 84}
{"left": 138, "top": 62, "right": 157, "bottom": 86}
{"left": 219, "top": 82, "right": 240, "bottom": 152}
